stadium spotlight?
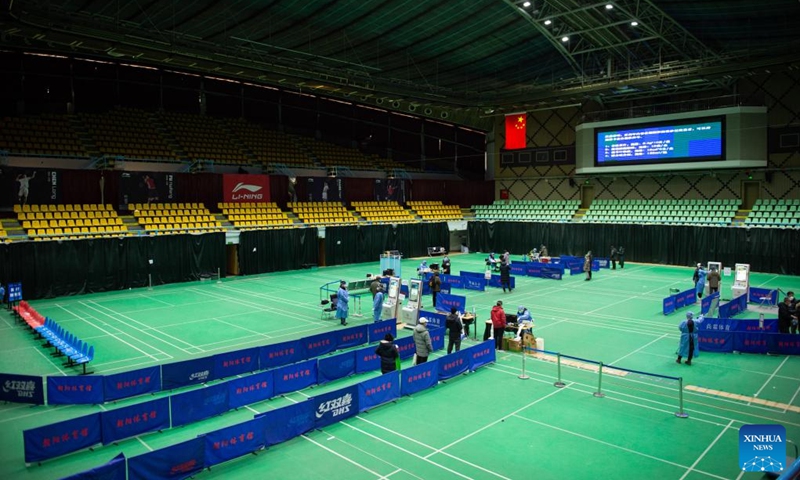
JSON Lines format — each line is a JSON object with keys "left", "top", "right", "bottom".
{"left": 605, "top": 4, "right": 614, "bottom": 10}
{"left": 561, "top": 36, "right": 569, "bottom": 42}
{"left": 523, "top": 1, "right": 531, "bottom": 7}
{"left": 630, "top": 21, "right": 639, "bottom": 26}
{"left": 544, "top": 19, "right": 552, "bottom": 26}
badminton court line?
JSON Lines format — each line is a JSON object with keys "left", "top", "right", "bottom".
{"left": 608, "top": 334, "right": 670, "bottom": 365}
{"left": 515, "top": 416, "right": 730, "bottom": 480}
{"left": 677, "top": 419, "right": 735, "bottom": 480}
{"left": 83, "top": 300, "right": 200, "bottom": 354}
{"left": 326, "top": 433, "right": 425, "bottom": 480}
{"left": 749, "top": 355, "right": 790, "bottom": 406}
{"left": 187, "top": 287, "right": 320, "bottom": 325}
{"left": 32, "top": 346, "right": 68, "bottom": 376}
{"left": 300, "top": 434, "right": 386, "bottom": 478}
{"left": 640, "top": 351, "right": 800, "bottom": 383}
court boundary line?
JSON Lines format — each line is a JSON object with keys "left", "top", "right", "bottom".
{"left": 608, "top": 334, "right": 670, "bottom": 365}
{"left": 32, "top": 347, "right": 68, "bottom": 377}
{"left": 136, "top": 435, "right": 154, "bottom": 452}
{"left": 677, "top": 419, "right": 734, "bottom": 480}
{"left": 301, "top": 434, "right": 387, "bottom": 478}
{"left": 750, "top": 355, "right": 789, "bottom": 405}
{"left": 325, "top": 433, "right": 424, "bottom": 480}
{"left": 639, "top": 351, "right": 800, "bottom": 383}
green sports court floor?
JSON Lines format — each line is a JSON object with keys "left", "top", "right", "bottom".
{"left": 1, "top": 253, "right": 798, "bottom": 480}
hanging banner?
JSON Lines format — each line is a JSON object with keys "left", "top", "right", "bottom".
{"left": 127, "top": 437, "right": 205, "bottom": 480}
{"left": 307, "top": 177, "right": 343, "bottom": 202}
{"left": 214, "top": 347, "right": 259, "bottom": 379}
{"left": 358, "top": 371, "right": 400, "bottom": 412}
{"left": 368, "top": 320, "right": 397, "bottom": 343}
{"left": 257, "top": 399, "right": 315, "bottom": 446}
{"left": 228, "top": 370, "right": 274, "bottom": 409}
{"left": 259, "top": 339, "right": 304, "bottom": 370}
{"left": 47, "top": 376, "right": 104, "bottom": 405}
{"left": 61, "top": 452, "right": 126, "bottom": 480}
{"left": 170, "top": 383, "right": 230, "bottom": 428}
{"left": 0, "top": 167, "right": 61, "bottom": 207}
{"left": 400, "top": 360, "right": 439, "bottom": 396}
{"left": 438, "top": 349, "right": 470, "bottom": 381}
{"left": 161, "top": 356, "right": 215, "bottom": 390}
{"left": 468, "top": 341, "right": 496, "bottom": 371}
{"left": 222, "top": 174, "right": 271, "bottom": 203}
{"left": 274, "top": 359, "right": 317, "bottom": 395}
{"left": 103, "top": 367, "right": 161, "bottom": 402}
{"left": 332, "top": 325, "right": 369, "bottom": 350}
{"left": 0, "top": 373, "right": 44, "bottom": 405}
{"left": 24, "top": 413, "right": 102, "bottom": 463}
{"left": 313, "top": 385, "right": 359, "bottom": 429}
{"left": 317, "top": 351, "right": 356, "bottom": 384}
{"left": 374, "top": 178, "right": 405, "bottom": 202}
{"left": 202, "top": 417, "right": 266, "bottom": 467}
{"left": 355, "top": 345, "right": 381, "bottom": 374}
{"left": 119, "top": 171, "right": 177, "bottom": 208}
{"left": 100, "top": 398, "right": 170, "bottom": 445}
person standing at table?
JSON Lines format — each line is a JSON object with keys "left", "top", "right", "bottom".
{"left": 491, "top": 301, "right": 506, "bottom": 350}
{"left": 778, "top": 294, "right": 796, "bottom": 334}
{"left": 707, "top": 267, "right": 721, "bottom": 295}
{"left": 618, "top": 246, "right": 625, "bottom": 268}
{"left": 446, "top": 307, "right": 463, "bottom": 354}
{"left": 540, "top": 245, "right": 548, "bottom": 258}
{"left": 372, "top": 284, "right": 385, "bottom": 322}
{"left": 429, "top": 272, "right": 442, "bottom": 309}
{"left": 695, "top": 265, "right": 707, "bottom": 299}
{"left": 610, "top": 245, "right": 618, "bottom": 270}
{"left": 676, "top": 311, "right": 705, "bottom": 365}
{"left": 442, "top": 255, "right": 451, "bottom": 275}
{"left": 336, "top": 281, "right": 349, "bottom": 326}
{"left": 374, "top": 334, "right": 399, "bottom": 374}
{"left": 584, "top": 250, "right": 593, "bottom": 281}
{"left": 499, "top": 262, "right": 512, "bottom": 292}
{"left": 370, "top": 276, "right": 382, "bottom": 298}
{"left": 413, "top": 318, "right": 433, "bottom": 364}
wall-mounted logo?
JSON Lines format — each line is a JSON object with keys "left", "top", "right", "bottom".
{"left": 232, "top": 183, "right": 263, "bottom": 193}
{"left": 739, "top": 424, "right": 786, "bottom": 473}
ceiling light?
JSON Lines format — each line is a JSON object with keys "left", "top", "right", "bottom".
{"left": 523, "top": 1, "right": 531, "bottom": 7}
{"left": 631, "top": 21, "right": 638, "bottom": 26}
{"left": 561, "top": 36, "right": 569, "bottom": 42}
{"left": 544, "top": 19, "right": 552, "bottom": 26}
{"left": 605, "top": 4, "right": 613, "bottom": 9}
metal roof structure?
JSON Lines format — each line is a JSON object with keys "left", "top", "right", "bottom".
{"left": 2, "top": 0, "right": 800, "bottom": 120}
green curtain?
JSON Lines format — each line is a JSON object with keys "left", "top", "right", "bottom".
{"left": 393, "top": 223, "right": 450, "bottom": 258}
{"left": 0, "top": 233, "right": 226, "bottom": 299}
{"left": 238, "top": 227, "right": 318, "bottom": 275}
{"left": 467, "top": 221, "right": 800, "bottom": 275}
{"left": 325, "top": 225, "right": 393, "bottom": 266}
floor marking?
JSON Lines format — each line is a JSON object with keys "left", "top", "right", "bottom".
{"left": 32, "top": 347, "right": 68, "bottom": 376}
{"left": 136, "top": 435, "right": 154, "bottom": 452}
{"left": 784, "top": 384, "right": 800, "bottom": 413}
{"left": 301, "top": 434, "right": 385, "bottom": 478}
{"left": 678, "top": 420, "right": 734, "bottom": 480}
{"left": 244, "top": 405, "right": 260, "bottom": 414}
{"left": 750, "top": 355, "right": 789, "bottom": 405}
{"left": 685, "top": 385, "right": 800, "bottom": 413}
{"left": 139, "top": 294, "right": 175, "bottom": 307}
{"left": 515, "top": 416, "right": 730, "bottom": 480}
{"left": 527, "top": 352, "right": 629, "bottom": 377}
{"left": 608, "top": 334, "right": 669, "bottom": 365}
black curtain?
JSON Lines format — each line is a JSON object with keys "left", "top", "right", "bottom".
{"left": 0, "top": 233, "right": 226, "bottom": 299}
{"left": 238, "top": 227, "right": 318, "bottom": 274}
{"left": 325, "top": 225, "right": 393, "bottom": 266}
{"left": 467, "top": 222, "right": 800, "bottom": 275}
{"left": 393, "top": 223, "right": 450, "bottom": 258}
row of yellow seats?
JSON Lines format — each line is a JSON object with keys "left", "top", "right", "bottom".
{"left": 135, "top": 210, "right": 210, "bottom": 218}
{"left": 139, "top": 218, "right": 220, "bottom": 226}
{"left": 352, "top": 202, "right": 400, "bottom": 206}
{"left": 222, "top": 208, "right": 284, "bottom": 215}
{"left": 293, "top": 207, "right": 348, "bottom": 214}
{"left": 367, "top": 218, "right": 417, "bottom": 224}
{"left": 143, "top": 224, "right": 222, "bottom": 231}
{"left": 229, "top": 214, "right": 288, "bottom": 222}
{"left": 233, "top": 220, "right": 293, "bottom": 227}
{"left": 24, "top": 218, "right": 123, "bottom": 229}
{"left": 288, "top": 202, "right": 343, "bottom": 208}
{"left": 30, "top": 226, "right": 128, "bottom": 237}
{"left": 356, "top": 207, "right": 408, "bottom": 212}
{"left": 218, "top": 202, "right": 278, "bottom": 209}
{"left": 360, "top": 211, "right": 413, "bottom": 216}
{"left": 297, "top": 213, "right": 353, "bottom": 218}
{"left": 14, "top": 204, "right": 113, "bottom": 213}
{"left": 128, "top": 203, "right": 205, "bottom": 210}
{"left": 19, "top": 211, "right": 117, "bottom": 221}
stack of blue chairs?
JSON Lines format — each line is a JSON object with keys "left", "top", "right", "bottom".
{"left": 39, "top": 318, "right": 95, "bottom": 375}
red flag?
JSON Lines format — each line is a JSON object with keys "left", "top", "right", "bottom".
{"left": 505, "top": 114, "right": 527, "bottom": 150}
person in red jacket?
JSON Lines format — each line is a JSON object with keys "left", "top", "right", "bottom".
{"left": 491, "top": 300, "right": 506, "bottom": 350}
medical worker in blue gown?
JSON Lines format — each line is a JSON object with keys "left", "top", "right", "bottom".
{"left": 336, "top": 281, "right": 349, "bottom": 326}
{"left": 372, "top": 284, "right": 385, "bottom": 322}
{"left": 695, "top": 264, "right": 707, "bottom": 299}
{"left": 676, "top": 311, "right": 705, "bottom": 365}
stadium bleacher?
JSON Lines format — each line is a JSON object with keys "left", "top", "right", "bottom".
{"left": 218, "top": 202, "right": 295, "bottom": 229}
{"left": 351, "top": 201, "right": 417, "bottom": 224}
{"left": 129, "top": 203, "right": 224, "bottom": 234}
{"left": 287, "top": 202, "right": 358, "bottom": 226}
{"left": 472, "top": 200, "right": 579, "bottom": 222}
{"left": 407, "top": 201, "right": 463, "bottom": 221}
{"left": 0, "top": 114, "right": 86, "bottom": 157}
{"left": 222, "top": 118, "right": 314, "bottom": 168}
{"left": 583, "top": 199, "right": 740, "bottom": 226}
{"left": 80, "top": 108, "right": 177, "bottom": 162}
{"left": 161, "top": 112, "right": 249, "bottom": 165}
{"left": 744, "top": 198, "right": 800, "bottom": 228}
{"left": 15, "top": 204, "right": 129, "bottom": 240}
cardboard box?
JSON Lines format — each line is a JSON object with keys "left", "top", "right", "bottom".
{"left": 522, "top": 333, "right": 536, "bottom": 346}
{"left": 507, "top": 338, "right": 522, "bottom": 352}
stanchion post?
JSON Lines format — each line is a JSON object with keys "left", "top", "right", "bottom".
{"left": 519, "top": 346, "right": 530, "bottom": 380}
{"left": 554, "top": 352, "right": 565, "bottom": 388}
{"left": 593, "top": 362, "right": 605, "bottom": 398}
{"left": 217, "top": 267, "right": 222, "bottom": 284}
{"left": 148, "top": 273, "right": 153, "bottom": 291}
{"left": 675, "top": 377, "right": 689, "bottom": 418}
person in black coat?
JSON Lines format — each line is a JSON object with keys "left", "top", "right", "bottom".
{"left": 778, "top": 295, "right": 797, "bottom": 334}
{"left": 374, "top": 334, "right": 400, "bottom": 374}
{"left": 499, "top": 262, "right": 512, "bottom": 292}
{"left": 445, "top": 307, "right": 463, "bottom": 354}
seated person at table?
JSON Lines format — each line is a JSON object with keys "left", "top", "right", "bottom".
{"left": 514, "top": 306, "right": 534, "bottom": 341}
{"left": 529, "top": 248, "right": 539, "bottom": 262}
{"left": 486, "top": 253, "right": 500, "bottom": 271}
{"left": 418, "top": 260, "right": 429, "bottom": 276}
{"left": 442, "top": 255, "right": 451, "bottom": 275}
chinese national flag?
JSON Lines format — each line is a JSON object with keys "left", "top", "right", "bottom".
{"left": 505, "top": 113, "right": 527, "bottom": 150}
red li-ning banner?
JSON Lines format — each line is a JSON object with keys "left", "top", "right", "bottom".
{"left": 504, "top": 113, "right": 527, "bottom": 150}
{"left": 222, "top": 174, "right": 270, "bottom": 203}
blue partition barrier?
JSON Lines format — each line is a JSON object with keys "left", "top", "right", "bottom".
{"left": 568, "top": 263, "right": 583, "bottom": 275}
{"left": 700, "top": 292, "right": 720, "bottom": 315}
{"left": 313, "top": 384, "right": 359, "bottom": 428}
{"left": 317, "top": 351, "right": 356, "bottom": 384}
{"left": 100, "top": 397, "right": 169, "bottom": 445}
{"left": 127, "top": 437, "right": 205, "bottom": 480}
{"left": 274, "top": 359, "right": 318, "bottom": 395}
{"left": 401, "top": 360, "right": 439, "bottom": 396}
{"left": 24, "top": 413, "right": 102, "bottom": 463}
{"left": 419, "top": 310, "right": 448, "bottom": 329}
{"left": 701, "top": 317, "right": 778, "bottom": 333}
{"left": 698, "top": 331, "right": 733, "bottom": 353}
{"left": 663, "top": 288, "right": 697, "bottom": 315}
{"left": 161, "top": 356, "right": 215, "bottom": 390}
{"left": 332, "top": 325, "right": 369, "bottom": 350}
{"left": 749, "top": 287, "right": 778, "bottom": 306}
{"left": 170, "top": 383, "right": 229, "bottom": 428}
{"left": 435, "top": 293, "right": 467, "bottom": 314}
{"left": 438, "top": 349, "right": 470, "bottom": 381}
{"left": 47, "top": 376, "right": 104, "bottom": 405}
{"left": 394, "top": 336, "right": 416, "bottom": 360}
{"left": 259, "top": 339, "right": 304, "bottom": 370}
{"left": 0, "top": 373, "right": 44, "bottom": 405}
{"left": 257, "top": 399, "right": 316, "bottom": 447}
{"left": 430, "top": 327, "right": 445, "bottom": 351}
{"left": 663, "top": 296, "right": 676, "bottom": 315}
{"left": 773, "top": 336, "right": 800, "bottom": 355}
{"left": 468, "top": 340, "right": 496, "bottom": 371}
{"left": 61, "top": 452, "right": 126, "bottom": 480}
{"left": 541, "top": 267, "right": 563, "bottom": 280}
{"left": 303, "top": 331, "right": 338, "bottom": 358}
{"left": 733, "top": 332, "right": 768, "bottom": 354}
{"left": 228, "top": 370, "right": 274, "bottom": 409}
{"left": 355, "top": 345, "right": 381, "bottom": 374}
{"left": 718, "top": 294, "right": 747, "bottom": 319}
{"left": 202, "top": 417, "right": 266, "bottom": 467}
{"left": 368, "top": 319, "right": 397, "bottom": 343}
{"left": 103, "top": 367, "right": 161, "bottom": 402}
{"left": 358, "top": 371, "right": 400, "bottom": 412}
{"left": 214, "top": 347, "right": 259, "bottom": 379}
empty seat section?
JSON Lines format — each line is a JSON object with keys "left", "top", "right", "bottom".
{"left": 218, "top": 202, "right": 295, "bottom": 230}
{"left": 288, "top": 202, "right": 358, "bottom": 226}
{"left": 472, "top": 200, "right": 580, "bottom": 222}
{"left": 407, "top": 201, "right": 463, "bottom": 221}
{"left": 130, "top": 203, "right": 224, "bottom": 234}
{"left": 351, "top": 201, "right": 417, "bottom": 224}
